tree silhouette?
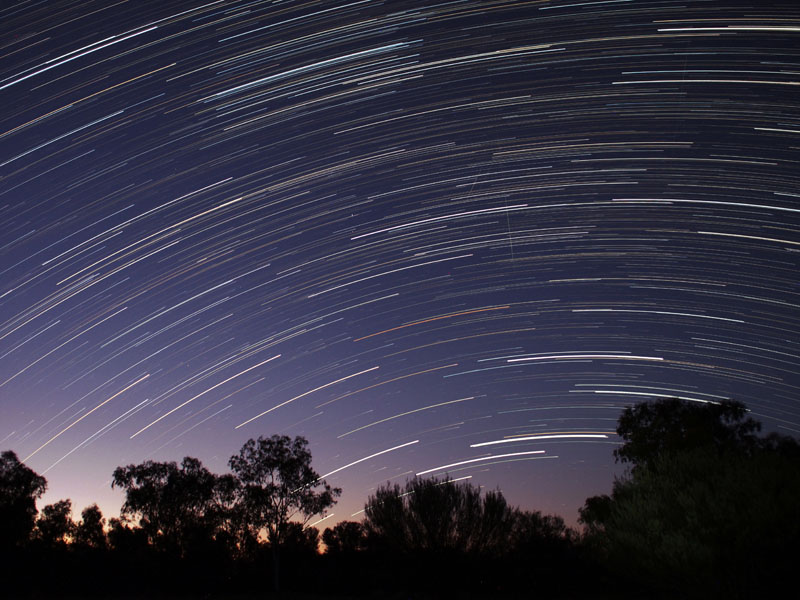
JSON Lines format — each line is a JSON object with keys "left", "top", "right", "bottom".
{"left": 74, "top": 504, "right": 107, "bottom": 550}
{"left": 613, "top": 398, "right": 761, "bottom": 471}
{"left": 581, "top": 398, "right": 800, "bottom": 599}
{"left": 111, "top": 456, "right": 233, "bottom": 556}
{"left": 228, "top": 435, "right": 339, "bottom": 592}
{"left": 577, "top": 493, "right": 612, "bottom": 536}
{"left": 511, "top": 509, "right": 575, "bottom": 553}
{"left": 34, "top": 498, "right": 75, "bottom": 547}
{"left": 0, "top": 450, "right": 47, "bottom": 550}
{"left": 107, "top": 516, "right": 149, "bottom": 554}
{"left": 322, "top": 521, "right": 365, "bottom": 554}
{"left": 281, "top": 522, "right": 320, "bottom": 554}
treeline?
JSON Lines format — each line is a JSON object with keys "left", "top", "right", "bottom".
{"left": 1, "top": 399, "right": 799, "bottom": 599}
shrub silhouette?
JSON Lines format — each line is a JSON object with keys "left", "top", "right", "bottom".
{"left": 363, "top": 476, "right": 514, "bottom": 555}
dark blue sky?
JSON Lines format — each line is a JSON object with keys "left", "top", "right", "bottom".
{"left": 2, "top": 0, "right": 799, "bottom": 526}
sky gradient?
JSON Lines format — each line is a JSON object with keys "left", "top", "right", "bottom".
{"left": 2, "top": 0, "right": 799, "bottom": 526}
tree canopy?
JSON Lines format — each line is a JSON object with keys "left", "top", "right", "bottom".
{"left": 34, "top": 498, "right": 75, "bottom": 547}
{"left": 322, "top": 521, "right": 365, "bottom": 554}
{"left": 74, "top": 504, "right": 107, "bottom": 550}
{"left": 0, "top": 450, "right": 47, "bottom": 550}
{"left": 228, "top": 435, "right": 339, "bottom": 544}
{"left": 581, "top": 397, "right": 800, "bottom": 599}
{"left": 111, "top": 455, "right": 235, "bottom": 556}
{"left": 613, "top": 398, "right": 761, "bottom": 471}
{"left": 228, "top": 434, "right": 339, "bottom": 591}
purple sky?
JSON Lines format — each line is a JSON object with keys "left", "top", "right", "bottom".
{"left": 2, "top": 0, "right": 799, "bottom": 527}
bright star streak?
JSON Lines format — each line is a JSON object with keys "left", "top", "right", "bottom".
{"left": 353, "top": 307, "right": 508, "bottom": 342}
{"left": 317, "top": 440, "right": 420, "bottom": 481}
{"left": 235, "top": 366, "right": 380, "bottom": 429}
{"left": 308, "top": 514, "right": 335, "bottom": 528}
{"left": 24, "top": 374, "right": 150, "bottom": 461}
{"left": 416, "top": 450, "right": 547, "bottom": 476}
{"left": 338, "top": 397, "right": 473, "bottom": 438}
{"left": 470, "top": 434, "right": 609, "bottom": 448}
{"left": 132, "top": 354, "right": 281, "bottom": 438}
{"left": 507, "top": 354, "right": 664, "bottom": 363}
{"left": 307, "top": 254, "right": 472, "bottom": 298}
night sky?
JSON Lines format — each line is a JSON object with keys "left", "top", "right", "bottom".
{"left": 2, "top": 0, "right": 799, "bottom": 527}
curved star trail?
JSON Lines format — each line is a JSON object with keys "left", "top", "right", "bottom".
{"left": 2, "top": 0, "right": 799, "bottom": 524}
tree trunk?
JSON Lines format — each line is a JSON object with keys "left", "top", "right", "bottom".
{"left": 271, "top": 544, "right": 280, "bottom": 593}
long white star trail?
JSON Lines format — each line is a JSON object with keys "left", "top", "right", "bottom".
{"left": 1, "top": 0, "right": 799, "bottom": 524}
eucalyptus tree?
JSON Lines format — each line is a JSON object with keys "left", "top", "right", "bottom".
{"left": 229, "top": 434, "right": 340, "bottom": 592}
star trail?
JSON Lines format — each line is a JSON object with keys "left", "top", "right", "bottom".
{"left": 1, "top": 0, "right": 799, "bottom": 525}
